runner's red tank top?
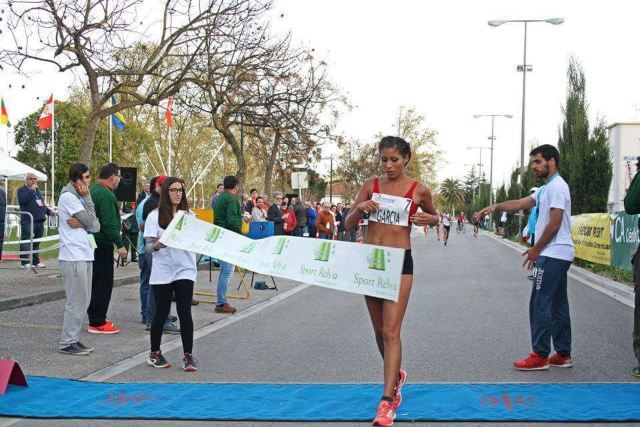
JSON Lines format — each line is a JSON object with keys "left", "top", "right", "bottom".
{"left": 372, "top": 176, "right": 420, "bottom": 220}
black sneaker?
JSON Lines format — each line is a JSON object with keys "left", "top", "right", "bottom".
{"left": 75, "top": 342, "right": 94, "bottom": 353}
{"left": 164, "top": 323, "right": 180, "bottom": 334}
{"left": 59, "top": 343, "right": 90, "bottom": 356}
{"left": 183, "top": 353, "right": 198, "bottom": 372}
{"left": 147, "top": 351, "right": 171, "bottom": 368}
{"left": 141, "top": 315, "right": 147, "bottom": 324}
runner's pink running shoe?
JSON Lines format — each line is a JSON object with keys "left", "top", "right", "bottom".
{"left": 392, "top": 369, "right": 407, "bottom": 409}
{"left": 372, "top": 400, "right": 396, "bottom": 426}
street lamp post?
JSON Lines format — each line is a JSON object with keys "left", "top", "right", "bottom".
{"left": 473, "top": 114, "right": 512, "bottom": 230}
{"left": 488, "top": 18, "right": 564, "bottom": 182}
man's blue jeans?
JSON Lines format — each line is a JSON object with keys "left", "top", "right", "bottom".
{"left": 20, "top": 220, "right": 44, "bottom": 265}
{"left": 138, "top": 254, "right": 151, "bottom": 320}
{"left": 319, "top": 233, "right": 332, "bottom": 240}
{"left": 217, "top": 260, "right": 234, "bottom": 305}
{"left": 142, "top": 253, "right": 171, "bottom": 327}
{"left": 530, "top": 255, "right": 573, "bottom": 358}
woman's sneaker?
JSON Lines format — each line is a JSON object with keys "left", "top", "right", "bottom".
{"left": 183, "top": 353, "right": 198, "bottom": 372}
{"left": 631, "top": 366, "right": 640, "bottom": 378}
{"left": 548, "top": 353, "right": 572, "bottom": 368}
{"left": 147, "top": 351, "right": 171, "bottom": 368}
{"left": 372, "top": 400, "right": 396, "bottom": 426}
{"left": 392, "top": 369, "right": 407, "bottom": 409}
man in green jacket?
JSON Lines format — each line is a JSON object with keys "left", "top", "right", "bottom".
{"left": 87, "top": 163, "right": 128, "bottom": 334}
{"left": 624, "top": 156, "right": 640, "bottom": 378}
{"left": 213, "top": 175, "right": 248, "bottom": 314}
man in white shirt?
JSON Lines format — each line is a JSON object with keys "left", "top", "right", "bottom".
{"left": 57, "top": 163, "right": 101, "bottom": 355}
{"left": 476, "top": 144, "right": 574, "bottom": 371}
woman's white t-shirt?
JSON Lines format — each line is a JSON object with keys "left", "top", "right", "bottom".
{"left": 144, "top": 210, "right": 197, "bottom": 285}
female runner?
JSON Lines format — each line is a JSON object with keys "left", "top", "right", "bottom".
{"left": 345, "top": 136, "right": 439, "bottom": 426}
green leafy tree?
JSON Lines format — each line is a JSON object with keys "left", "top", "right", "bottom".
{"left": 336, "top": 139, "right": 381, "bottom": 203}
{"left": 439, "top": 178, "right": 466, "bottom": 211}
{"left": 557, "top": 57, "right": 612, "bottom": 214}
{"left": 14, "top": 95, "right": 153, "bottom": 200}
{"left": 463, "top": 165, "right": 479, "bottom": 212}
{"left": 393, "top": 106, "right": 441, "bottom": 189}
{"left": 505, "top": 169, "right": 523, "bottom": 238}
{"left": 493, "top": 184, "right": 507, "bottom": 229}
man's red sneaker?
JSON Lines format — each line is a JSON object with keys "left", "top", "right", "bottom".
{"left": 513, "top": 352, "right": 549, "bottom": 371}
{"left": 372, "top": 400, "right": 396, "bottom": 426}
{"left": 88, "top": 323, "right": 120, "bottom": 334}
{"left": 391, "top": 369, "right": 407, "bottom": 409}
{"left": 549, "top": 353, "right": 573, "bottom": 368}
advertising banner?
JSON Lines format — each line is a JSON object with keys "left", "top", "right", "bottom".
{"left": 610, "top": 211, "right": 640, "bottom": 271}
{"left": 570, "top": 213, "right": 611, "bottom": 265}
{"left": 160, "top": 211, "right": 404, "bottom": 301}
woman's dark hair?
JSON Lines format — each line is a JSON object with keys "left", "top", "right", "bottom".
{"left": 68, "top": 163, "right": 89, "bottom": 182}
{"left": 149, "top": 176, "right": 159, "bottom": 193}
{"left": 158, "top": 177, "right": 189, "bottom": 229}
{"left": 378, "top": 136, "right": 411, "bottom": 166}
{"left": 530, "top": 144, "right": 560, "bottom": 167}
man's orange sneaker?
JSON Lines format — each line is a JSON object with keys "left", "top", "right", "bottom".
{"left": 88, "top": 322, "right": 120, "bottom": 334}
{"left": 372, "top": 400, "right": 396, "bottom": 426}
{"left": 513, "top": 352, "right": 549, "bottom": 371}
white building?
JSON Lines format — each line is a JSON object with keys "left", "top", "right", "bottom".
{"left": 607, "top": 120, "right": 640, "bottom": 212}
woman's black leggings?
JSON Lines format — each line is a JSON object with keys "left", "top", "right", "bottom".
{"left": 150, "top": 279, "right": 194, "bottom": 354}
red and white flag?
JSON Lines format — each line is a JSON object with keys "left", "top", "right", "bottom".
{"left": 165, "top": 96, "right": 173, "bottom": 128}
{"left": 38, "top": 95, "right": 54, "bottom": 130}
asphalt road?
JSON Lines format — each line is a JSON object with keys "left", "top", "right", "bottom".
{"left": 2, "top": 226, "right": 638, "bottom": 426}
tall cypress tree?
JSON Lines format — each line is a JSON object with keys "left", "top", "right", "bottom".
{"left": 557, "top": 56, "right": 612, "bottom": 214}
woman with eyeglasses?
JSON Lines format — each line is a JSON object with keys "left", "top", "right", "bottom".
{"left": 144, "top": 177, "right": 198, "bottom": 371}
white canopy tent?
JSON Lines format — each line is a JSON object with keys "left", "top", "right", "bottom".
{"left": 0, "top": 151, "right": 48, "bottom": 181}
{"left": 1, "top": 151, "right": 49, "bottom": 205}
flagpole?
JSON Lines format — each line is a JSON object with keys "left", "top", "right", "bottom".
{"left": 167, "top": 125, "right": 172, "bottom": 176}
{"left": 109, "top": 113, "right": 113, "bottom": 163}
{"left": 51, "top": 96, "right": 55, "bottom": 208}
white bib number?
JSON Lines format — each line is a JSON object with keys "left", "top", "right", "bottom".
{"left": 369, "top": 193, "right": 411, "bottom": 227}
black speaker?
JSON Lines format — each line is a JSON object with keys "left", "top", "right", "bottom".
{"left": 115, "top": 167, "right": 137, "bottom": 202}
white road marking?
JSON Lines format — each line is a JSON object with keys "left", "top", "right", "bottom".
{"left": 81, "top": 283, "right": 312, "bottom": 382}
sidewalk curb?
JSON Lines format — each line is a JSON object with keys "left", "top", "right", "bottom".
{"left": 0, "top": 274, "right": 140, "bottom": 312}
{"left": 482, "top": 231, "right": 635, "bottom": 307}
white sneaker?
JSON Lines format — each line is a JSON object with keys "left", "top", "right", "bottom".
{"left": 22, "top": 263, "right": 32, "bottom": 269}
{"left": 35, "top": 263, "right": 46, "bottom": 268}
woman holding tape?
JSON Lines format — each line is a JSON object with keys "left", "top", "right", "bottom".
{"left": 144, "top": 177, "right": 198, "bottom": 372}
{"left": 345, "top": 136, "right": 439, "bottom": 427}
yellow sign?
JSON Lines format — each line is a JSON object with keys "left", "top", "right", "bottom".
{"left": 571, "top": 213, "right": 611, "bottom": 265}
{"left": 193, "top": 208, "right": 214, "bottom": 224}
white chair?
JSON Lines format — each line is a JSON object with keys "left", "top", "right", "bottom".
{"left": 6, "top": 213, "right": 20, "bottom": 239}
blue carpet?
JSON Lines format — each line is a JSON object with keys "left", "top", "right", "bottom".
{"left": 1, "top": 376, "right": 640, "bottom": 421}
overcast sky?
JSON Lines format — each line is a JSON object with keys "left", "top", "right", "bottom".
{"left": 2, "top": 1, "right": 640, "bottom": 188}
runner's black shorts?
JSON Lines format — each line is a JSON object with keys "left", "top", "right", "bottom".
{"left": 444, "top": 225, "right": 450, "bottom": 231}
{"left": 402, "top": 249, "right": 413, "bottom": 275}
